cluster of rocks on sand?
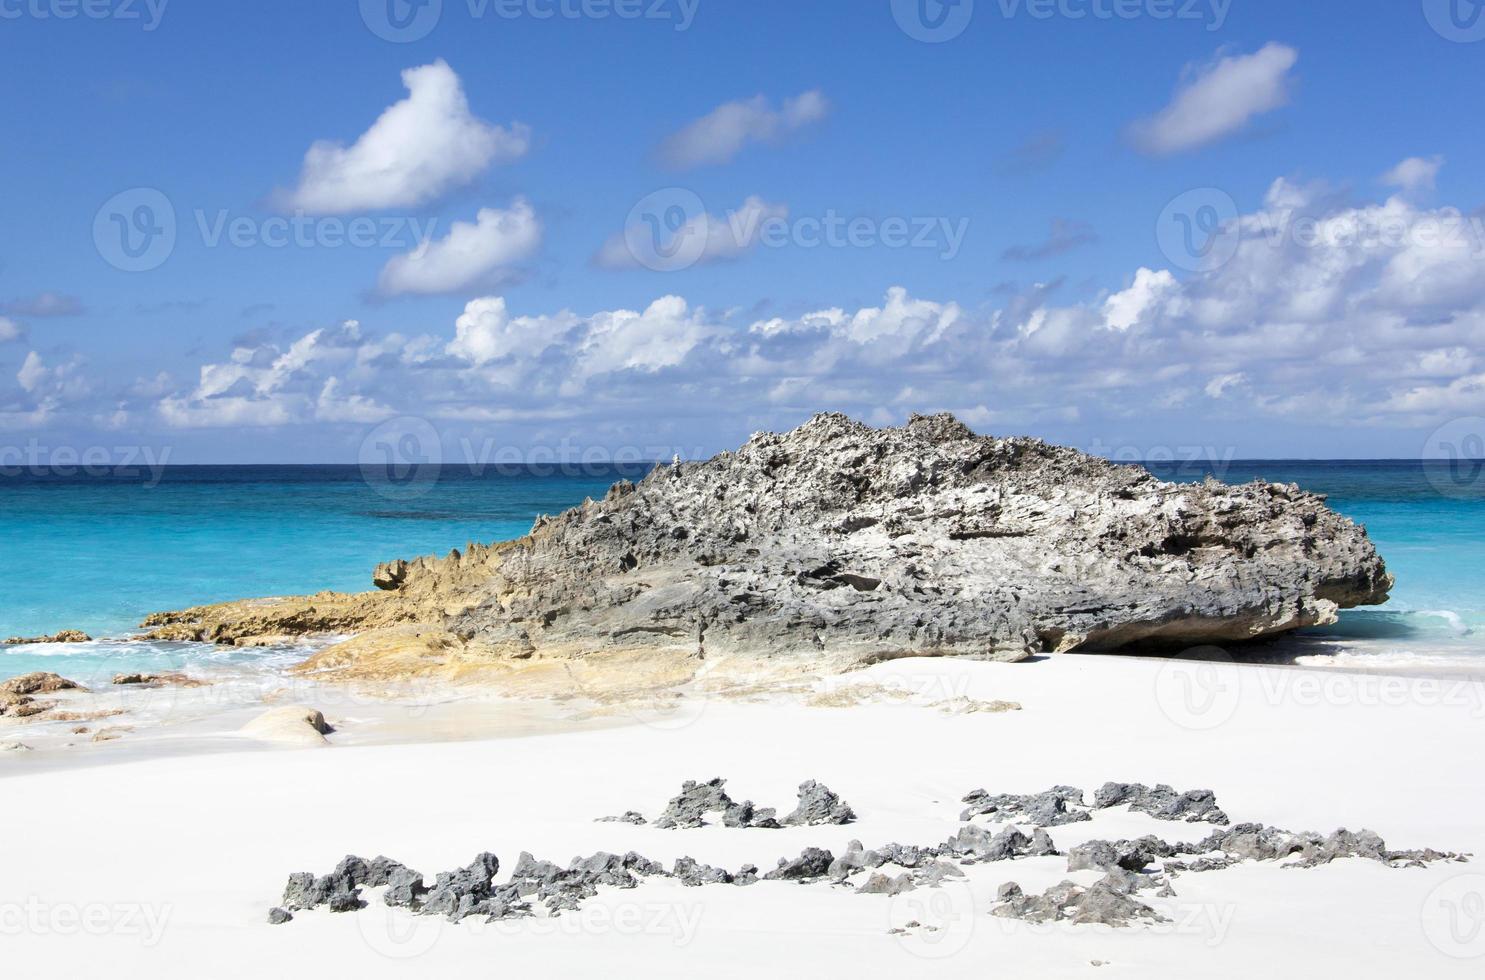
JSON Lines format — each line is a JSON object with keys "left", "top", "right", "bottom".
{"left": 598, "top": 777, "right": 857, "bottom": 830}
{"left": 269, "top": 779, "right": 1468, "bottom": 932}
{"left": 135, "top": 414, "right": 1392, "bottom": 690}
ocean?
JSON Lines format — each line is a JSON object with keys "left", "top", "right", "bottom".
{"left": 2, "top": 460, "right": 1480, "bottom": 683}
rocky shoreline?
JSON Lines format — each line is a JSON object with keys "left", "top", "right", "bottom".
{"left": 132, "top": 413, "right": 1392, "bottom": 689}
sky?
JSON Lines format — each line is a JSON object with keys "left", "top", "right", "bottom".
{"left": 2, "top": 0, "right": 1484, "bottom": 465}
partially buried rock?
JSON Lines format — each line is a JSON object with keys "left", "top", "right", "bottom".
{"left": 240, "top": 706, "right": 334, "bottom": 746}
{"left": 1, "top": 741, "right": 32, "bottom": 752}
{"left": 960, "top": 786, "right": 1089, "bottom": 827}
{"left": 267, "top": 907, "right": 293, "bottom": 925}
{"left": 596, "top": 811, "right": 648, "bottom": 825}
{"left": 781, "top": 780, "right": 856, "bottom": 826}
{"left": 764, "top": 848, "right": 836, "bottom": 882}
{"left": 1092, "top": 782, "right": 1229, "bottom": 825}
{"left": 653, "top": 778, "right": 735, "bottom": 829}
{"left": 992, "top": 875, "right": 1169, "bottom": 928}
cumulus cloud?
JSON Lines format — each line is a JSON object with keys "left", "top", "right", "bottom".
{"left": 377, "top": 199, "right": 542, "bottom": 296}
{"left": 447, "top": 296, "right": 577, "bottom": 366}
{"left": 277, "top": 60, "right": 530, "bottom": 214}
{"left": 1129, "top": 43, "right": 1298, "bottom": 155}
{"left": 7, "top": 166, "right": 1466, "bottom": 454}
{"left": 0, "top": 317, "right": 22, "bottom": 343}
{"left": 1382, "top": 155, "right": 1444, "bottom": 195}
{"left": 1001, "top": 219, "right": 1099, "bottom": 262}
{"left": 593, "top": 195, "right": 787, "bottom": 270}
{"left": 2, "top": 291, "right": 85, "bottom": 317}
{"left": 658, "top": 91, "right": 829, "bottom": 169}
{"left": 157, "top": 320, "right": 396, "bottom": 427}
{"left": 1103, "top": 268, "right": 1179, "bottom": 331}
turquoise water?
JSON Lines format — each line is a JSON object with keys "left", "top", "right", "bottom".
{"left": 1, "top": 460, "right": 1480, "bottom": 682}
{"left": 0, "top": 464, "right": 642, "bottom": 682}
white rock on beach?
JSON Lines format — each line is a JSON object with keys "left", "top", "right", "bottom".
{"left": 239, "top": 706, "right": 334, "bottom": 746}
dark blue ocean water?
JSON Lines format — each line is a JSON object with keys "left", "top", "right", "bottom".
{"left": 1, "top": 460, "right": 1480, "bottom": 679}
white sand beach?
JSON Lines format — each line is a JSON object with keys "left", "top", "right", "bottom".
{"left": 4, "top": 653, "right": 1482, "bottom": 978}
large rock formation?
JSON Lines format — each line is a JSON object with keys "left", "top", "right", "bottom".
{"left": 141, "top": 413, "right": 1390, "bottom": 678}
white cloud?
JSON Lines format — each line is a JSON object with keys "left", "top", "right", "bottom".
{"left": 0, "top": 317, "right": 22, "bottom": 343}
{"left": 1129, "top": 43, "right": 1298, "bottom": 155}
{"left": 573, "top": 296, "right": 716, "bottom": 378}
{"left": 377, "top": 199, "right": 542, "bottom": 296}
{"left": 1381, "top": 155, "right": 1444, "bottom": 195}
{"left": 278, "top": 60, "right": 530, "bottom": 214}
{"left": 17, "top": 351, "right": 47, "bottom": 392}
{"left": 593, "top": 195, "right": 787, "bottom": 270}
{"left": 658, "top": 91, "right": 829, "bottom": 169}
{"left": 447, "top": 296, "right": 578, "bottom": 366}
{"left": 1103, "top": 268, "right": 1179, "bottom": 331}
{"left": 29, "top": 168, "right": 1475, "bottom": 449}
{"left": 1204, "top": 372, "right": 1248, "bottom": 399}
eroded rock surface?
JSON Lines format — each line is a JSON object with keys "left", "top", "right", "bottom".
{"left": 141, "top": 413, "right": 1392, "bottom": 679}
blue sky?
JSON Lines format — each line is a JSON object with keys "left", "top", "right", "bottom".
{"left": 2, "top": 0, "right": 1484, "bottom": 463}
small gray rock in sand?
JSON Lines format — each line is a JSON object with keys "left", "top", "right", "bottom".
{"left": 782, "top": 780, "right": 856, "bottom": 826}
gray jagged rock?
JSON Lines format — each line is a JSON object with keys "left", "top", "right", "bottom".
{"left": 654, "top": 778, "right": 735, "bottom": 829}
{"left": 1092, "top": 782, "right": 1229, "bottom": 825}
{"left": 960, "top": 786, "right": 1090, "bottom": 826}
{"left": 1067, "top": 837, "right": 1180, "bottom": 873}
{"left": 1191, "top": 824, "right": 1469, "bottom": 869}
{"left": 267, "top": 907, "right": 292, "bottom": 925}
{"left": 992, "top": 875, "right": 1169, "bottom": 928}
{"left": 672, "top": 856, "right": 734, "bottom": 886}
{"left": 596, "top": 811, "right": 648, "bottom": 825}
{"left": 222, "top": 413, "right": 1392, "bottom": 673}
{"left": 420, "top": 853, "right": 501, "bottom": 921}
{"left": 723, "top": 799, "right": 781, "bottom": 829}
{"left": 764, "top": 848, "right": 836, "bottom": 882}
{"left": 781, "top": 780, "right": 856, "bottom": 826}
